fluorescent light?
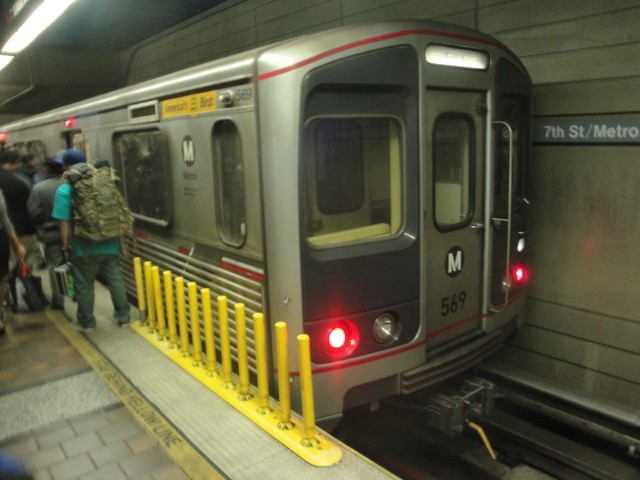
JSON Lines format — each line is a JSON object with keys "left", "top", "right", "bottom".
{"left": 2, "top": 0, "right": 77, "bottom": 54}
{"left": 0, "top": 55, "right": 15, "bottom": 71}
{"left": 425, "top": 45, "right": 489, "bottom": 70}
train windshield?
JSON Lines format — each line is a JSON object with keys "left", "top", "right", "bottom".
{"left": 304, "top": 116, "right": 403, "bottom": 247}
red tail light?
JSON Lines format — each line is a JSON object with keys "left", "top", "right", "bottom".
{"left": 511, "top": 264, "right": 529, "bottom": 284}
{"left": 325, "top": 321, "right": 359, "bottom": 357}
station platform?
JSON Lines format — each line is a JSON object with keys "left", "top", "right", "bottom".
{"left": 0, "top": 275, "right": 396, "bottom": 479}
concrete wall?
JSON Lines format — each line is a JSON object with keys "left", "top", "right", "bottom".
{"left": 124, "top": 0, "right": 640, "bottom": 408}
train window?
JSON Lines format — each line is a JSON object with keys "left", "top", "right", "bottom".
{"left": 315, "top": 120, "right": 364, "bottom": 215}
{"left": 113, "top": 130, "right": 171, "bottom": 227}
{"left": 494, "top": 59, "right": 531, "bottom": 213}
{"left": 26, "top": 141, "right": 46, "bottom": 163}
{"left": 213, "top": 120, "right": 246, "bottom": 247}
{"left": 305, "top": 117, "right": 403, "bottom": 246}
{"left": 12, "top": 142, "right": 26, "bottom": 156}
{"left": 433, "top": 115, "right": 473, "bottom": 228}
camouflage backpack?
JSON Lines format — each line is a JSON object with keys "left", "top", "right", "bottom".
{"left": 63, "top": 161, "right": 134, "bottom": 242}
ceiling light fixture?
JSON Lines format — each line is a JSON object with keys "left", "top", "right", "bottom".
{"left": 2, "top": 0, "right": 77, "bottom": 55}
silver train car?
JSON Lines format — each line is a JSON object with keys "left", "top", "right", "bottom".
{"left": 1, "top": 20, "right": 531, "bottom": 427}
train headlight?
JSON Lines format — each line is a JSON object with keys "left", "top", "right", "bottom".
{"left": 373, "top": 313, "right": 398, "bottom": 344}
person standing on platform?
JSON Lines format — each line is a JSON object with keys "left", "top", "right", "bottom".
{"left": 0, "top": 190, "right": 26, "bottom": 336}
{"left": 0, "top": 149, "right": 38, "bottom": 267}
{"left": 27, "top": 157, "right": 65, "bottom": 310}
{"left": 52, "top": 149, "right": 131, "bottom": 332}
{"left": 17, "top": 152, "right": 40, "bottom": 185}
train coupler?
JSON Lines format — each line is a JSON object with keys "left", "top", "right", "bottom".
{"left": 425, "top": 377, "right": 497, "bottom": 436}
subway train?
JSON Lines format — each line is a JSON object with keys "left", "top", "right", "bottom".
{"left": 0, "top": 20, "right": 531, "bottom": 428}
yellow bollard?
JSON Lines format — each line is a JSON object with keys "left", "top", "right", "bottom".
{"left": 201, "top": 288, "right": 217, "bottom": 376}
{"left": 133, "top": 257, "right": 146, "bottom": 322}
{"left": 218, "top": 296, "right": 233, "bottom": 387}
{"left": 163, "top": 270, "right": 177, "bottom": 347}
{"left": 235, "top": 303, "right": 253, "bottom": 401}
{"left": 253, "top": 313, "right": 272, "bottom": 414}
{"left": 176, "top": 277, "right": 189, "bottom": 357}
{"left": 143, "top": 261, "right": 156, "bottom": 331}
{"left": 298, "top": 334, "right": 319, "bottom": 447}
{"left": 151, "top": 266, "right": 166, "bottom": 339}
{"left": 275, "top": 322, "right": 293, "bottom": 430}
{"left": 188, "top": 282, "right": 202, "bottom": 366}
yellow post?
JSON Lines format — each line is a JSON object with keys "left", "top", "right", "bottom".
{"left": 163, "top": 270, "right": 177, "bottom": 347}
{"left": 201, "top": 288, "right": 216, "bottom": 376}
{"left": 298, "top": 334, "right": 319, "bottom": 447}
{"left": 176, "top": 277, "right": 189, "bottom": 357}
{"left": 275, "top": 322, "right": 293, "bottom": 430}
{"left": 151, "top": 266, "right": 166, "bottom": 339}
{"left": 133, "top": 257, "right": 146, "bottom": 322}
{"left": 235, "top": 303, "right": 253, "bottom": 401}
{"left": 143, "top": 261, "right": 156, "bottom": 331}
{"left": 218, "top": 296, "right": 233, "bottom": 387}
{"left": 188, "top": 281, "right": 202, "bottom": 366}
{"left": 253, "top": 313, "right": 271, "bottom": 414}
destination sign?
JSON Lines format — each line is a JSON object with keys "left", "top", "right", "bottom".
{"left": 162, "top": 90, "right": 218, "bottom": 118}
{"left": 533, "top": 116, "right": 640, "bottom": 144}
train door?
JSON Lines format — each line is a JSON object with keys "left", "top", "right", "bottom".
{"left": 423, "top": 89, "right": 486, "bottom": 344}
{"left": 486, "top": 59, "right": 531, "bottom": 326}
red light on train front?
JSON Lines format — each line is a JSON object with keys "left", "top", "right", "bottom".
{"left": 511, "top": 264, "right": 529, "bottom": 284}
{"left": 64, "top": 117, "right": 76, "bottom": 128}
{"left": 325, "top": 321, "right": 359, "bottom": 357}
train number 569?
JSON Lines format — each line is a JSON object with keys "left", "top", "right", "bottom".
{"left": 441, "top": 291, "right": 467, "bottom": 316}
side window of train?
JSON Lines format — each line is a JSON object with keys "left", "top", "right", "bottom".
{"left": 494, "top": 59, "right": 531, "bottom": 213}
{"left": 212, "top": 120, "right": 246, "bottom": 247}
{"left": 12, "top": 142, "right": 26, "bottom": 156}
{"left": 27, "top": 141, "right": 46, "bottom": 162}
{"left": 433, "top": 115, "right": 474, "bottom": 229}
{"left": 113, "top": 130, "right": 172, "bottom": 227}
{"left": 305, "top": 117, "right": 403, "bottom": 247}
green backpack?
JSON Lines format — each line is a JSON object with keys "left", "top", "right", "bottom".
{"left": 63, "top": 161, "right": 134, "bottom": 242}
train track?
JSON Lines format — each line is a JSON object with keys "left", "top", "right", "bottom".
{"left": 333, "top": 372, "right": 640, "bottom": 479}
{"left": 478, "top": 374, "right": 640, "bottom": 480}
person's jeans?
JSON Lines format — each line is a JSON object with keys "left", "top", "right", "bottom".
{"left": 71, "top": 254, "right": 130, "bottom": 327}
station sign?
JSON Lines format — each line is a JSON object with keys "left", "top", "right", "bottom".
{"left": 533, "top": 116, "right": 640, "bottom": 144}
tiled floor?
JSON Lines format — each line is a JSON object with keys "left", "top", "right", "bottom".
{"left": 0, "top": 307, "right": 190, "bottom": 480}
{"left": 0, "top": 310, "right": 88, "bottom": 395}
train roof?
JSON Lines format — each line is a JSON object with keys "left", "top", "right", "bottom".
{"left": 1, "top": 20, "right": 525, "bottom": 132}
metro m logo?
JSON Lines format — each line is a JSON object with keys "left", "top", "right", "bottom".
{"left": 182, "top": 135, "right": 195, "bottom": 166}
{"left": 445, "top": 246, "right": 464, "bottom": 277}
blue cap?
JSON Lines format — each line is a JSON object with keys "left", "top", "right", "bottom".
{"left": 54, "top": 149, "right": 85, "bottom": 166}
{"left": 53, "top": 150, "right": 65, "bottom": 165}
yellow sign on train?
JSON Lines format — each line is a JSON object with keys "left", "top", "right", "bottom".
{"left": 162, "top": 90, "right": 217, "bottom": 118}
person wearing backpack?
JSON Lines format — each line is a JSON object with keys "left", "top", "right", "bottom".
{"left": 52, "top": 149, "right": 131, "bottom": 331}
